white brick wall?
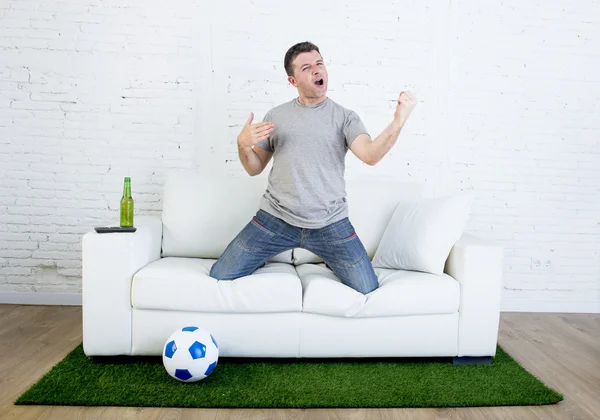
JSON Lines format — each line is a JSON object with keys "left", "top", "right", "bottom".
{"left": 1, "top": 0, "right": 598, "bottom": 312}
{"left": 0, "top": 0, "right": 200, "bottom": 295}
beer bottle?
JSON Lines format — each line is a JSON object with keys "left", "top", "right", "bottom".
{"left": 120, "top": 177, "right": 134, "bottom": 227}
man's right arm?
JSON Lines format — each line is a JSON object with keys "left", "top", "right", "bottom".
{"left": 237, "top": 112, "right": 275, "bottom": 176}
{"left": 238, "top": 145, "right": 272, "bottom": 176}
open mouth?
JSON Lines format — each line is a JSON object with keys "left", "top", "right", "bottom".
{"left": 314, "top": 79, "right": 324, "bottom": 86}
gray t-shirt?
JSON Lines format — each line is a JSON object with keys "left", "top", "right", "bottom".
{"left": 255, "top": 97, "right": 368, "bottom": 229}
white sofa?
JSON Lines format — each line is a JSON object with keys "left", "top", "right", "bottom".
{"left": 82, "top": 170, "right": 504, "bottom": 363}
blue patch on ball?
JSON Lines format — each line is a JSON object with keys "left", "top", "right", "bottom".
{"left": 165, "top": 340, "right": 177, "bottom": 358}
{"left": 182, "top": 326, "right": 198, "bottom": 332}
{"left": 188, "top": 341, "right": 206, "bottom": 359}
{"left": 205, "top": 361, "right": 217, "bottom": 376}
{"left": 175, "top": 369, "right": 193, "bottom": 381}
{"left": 211, "top": 334, "right": 218, "bottom": 349}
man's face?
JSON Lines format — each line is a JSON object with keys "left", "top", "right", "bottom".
{"left": 288, "top": 50, "right": 328, "bottom": 99}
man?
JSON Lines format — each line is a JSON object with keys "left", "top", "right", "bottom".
{"left": 210, "top": 41, "right": 417, "bottom": 294}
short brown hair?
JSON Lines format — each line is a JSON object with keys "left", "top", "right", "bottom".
{"left": 284, "top": 42, "right": 321, "bottom": 77}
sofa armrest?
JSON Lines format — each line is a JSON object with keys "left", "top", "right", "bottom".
{"left": 82, "top": 215, "right": 162, "bottom": 356}
{"left": 444, "top": 232, "right": 504, "bottom": 357}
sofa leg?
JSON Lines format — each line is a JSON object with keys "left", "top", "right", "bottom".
{"left": 452, "top": 356, "right": 492, "bottom": 365}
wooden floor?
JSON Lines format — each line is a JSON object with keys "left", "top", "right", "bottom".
{"left": 0, "top": 305, "right": 598, "bottom": 420}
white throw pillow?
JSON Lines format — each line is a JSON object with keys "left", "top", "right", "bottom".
{"left": 372, "top": 193, "right": 473, "bottom": 275}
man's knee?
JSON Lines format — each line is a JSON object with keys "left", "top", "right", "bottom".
{"left": 357, "top": 281, "right": 379, "bottom": 295}
{"left": 208, "top": 261, "right": 224, "bottom": 280}
{"left": 209, "top": 259, "right": 241, "bottom": 280}
{"left": 339, "top": 255, "right": 380, "bottom": 294}
{"left": 209, "top": 244, "right": 269, "bottom": 280}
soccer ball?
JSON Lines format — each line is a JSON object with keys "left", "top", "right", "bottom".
{"left": 162, "top": 326, "right": 219, "bottom": 382}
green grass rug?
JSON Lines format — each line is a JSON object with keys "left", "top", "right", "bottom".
{"left": 15, "top": 344, "right": 562, "bottom": 408}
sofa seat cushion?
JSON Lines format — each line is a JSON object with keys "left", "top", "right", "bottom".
{"left": 132, "top": 257, "right": 302, "bottom": 313}
{"left": 295, "top": 263, "right": 460, "bottom": 318}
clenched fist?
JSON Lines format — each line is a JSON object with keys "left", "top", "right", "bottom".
{"left": 237, "top": 112, "right": 275, "bottom": 149}
{"left": 393, "top": 91, "right": 417, "bottom": 127}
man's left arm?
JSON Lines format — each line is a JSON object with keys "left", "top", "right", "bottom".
{"left": 350, "top": 91, "right": 417, "bottom": 166}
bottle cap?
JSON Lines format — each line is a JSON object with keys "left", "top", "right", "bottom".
{"left": 125, "top": 177, "right": 131, "bottom": 182}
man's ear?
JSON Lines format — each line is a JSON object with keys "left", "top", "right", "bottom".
{"left": 288, "top": 76, "right": 297, "bottom": 87}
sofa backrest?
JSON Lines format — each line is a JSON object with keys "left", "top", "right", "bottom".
{"left": 160, "top": 170, "right": 422, "bottom": 263}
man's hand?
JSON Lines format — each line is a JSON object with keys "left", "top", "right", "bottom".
{"left": 393, "top": 91, "right": 417, "bottom": 128}
{"left": 237, "top": 112, "right": 275, "bottom": 149}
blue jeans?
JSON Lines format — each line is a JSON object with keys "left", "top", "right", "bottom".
{"left": 209, "top": 209, "right": 379, "bottom": 294}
